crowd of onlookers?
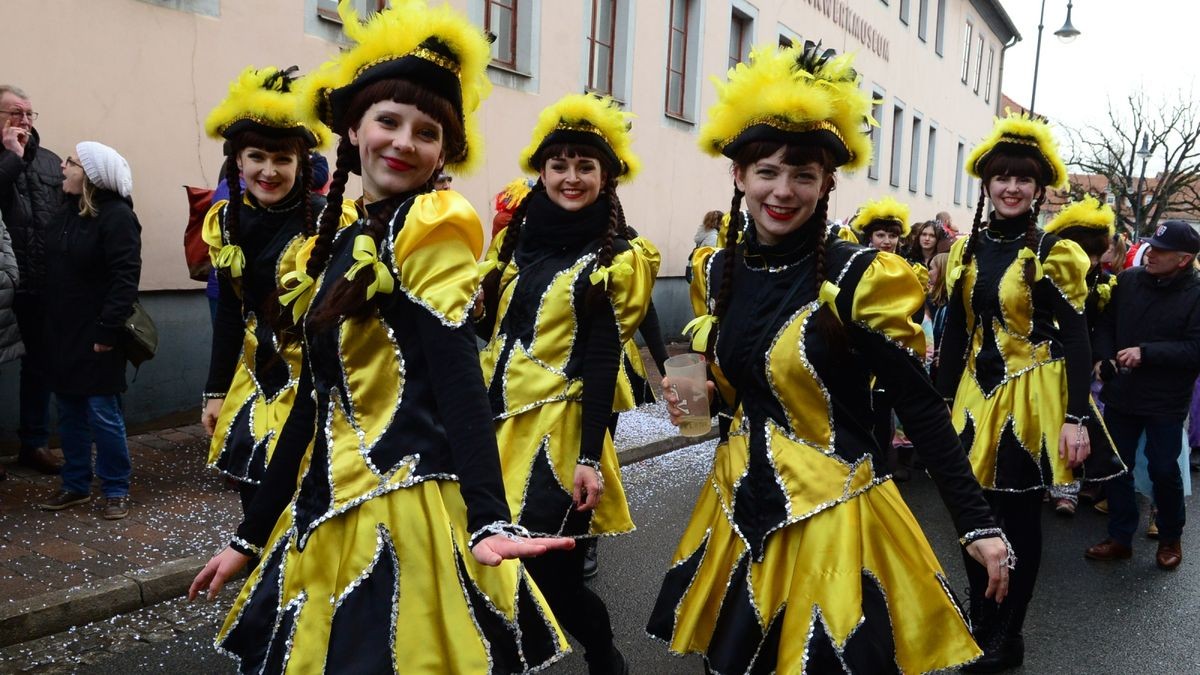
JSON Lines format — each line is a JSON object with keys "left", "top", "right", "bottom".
{"left": 0, "top": 84, "right": 142, "bottom": 521}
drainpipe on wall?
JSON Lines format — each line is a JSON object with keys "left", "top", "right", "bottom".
{"left": 996, "top": 33, "right": 1020, "bottom": 116}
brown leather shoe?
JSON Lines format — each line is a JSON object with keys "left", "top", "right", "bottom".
{"left": 19, "top": 447, "right": 63, "bottom": 475}
{"left": 1085, "top": 538, "right": 1132, "bottom": 561}
{"left": 1156, "top": 540, "right": 1182, "bottom": 570}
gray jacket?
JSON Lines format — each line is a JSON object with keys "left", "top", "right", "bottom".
{"left": 0, "top": 213, "right": 24, "bottom": 364}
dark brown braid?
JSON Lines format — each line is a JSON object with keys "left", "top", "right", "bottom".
{"left": 304, "top": 137, "right": 356, "bottom": 284}
{"left": 221, "top": 155, "right": 242, "bottom": 257}
{"left": 956, "top": 182, "right": 988, "bottom": 292}
{"left": 300, "top": 152, "right": 315, "bottom": 236}
{"left": 1023, "top": 193, "right": 1045, "bottom": 286}
{"left": 809, "top": 194, "right": 847, "bottom": 346}
{"left": 706, "top": 187, "right": 744, "bottom": 359}
{"left": 584, "top": 179, "right": 623, "bottom": 314}
{"left": 479, "top": 180, "right": 541, "bottom": 321}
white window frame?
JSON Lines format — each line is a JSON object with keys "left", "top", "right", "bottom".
{"left": 917, "top": 0, "right": 929, "bottom": 42}
{"left": 580, "top": 0, "right": 634, "bottom": 103}
{"left": 728, "top": 1, "right": 758, "bottom": 71}
{"left": 890, "top": 100, "right": 906, "bottom": 189}
{"left": 934, "top": 0, "right": 947, "bottom": 56}
{"left": 664, "top": 0, "right": 705, "bottom": 124}
{"left": 136, "top": 0, "right": 218, "bottom": 16}
{"left": 908, "top": 112, "right": 923, "bottom": 193}
{"left": 778, "top": 23, "right": 801, "bottom": 49}
{"left": 985, "top": 46, "right": 996, "bottom": 103}
{"left": 973, "top": 35, "right": 985, "bottom": 94}
{"left": 925, "top": 123, "right": 938, "bottom": 197}
{"left": 961, "top": 20, "right": 973, "bottom": 83}
{"left": 469, "top": 0, "right": 542, "bottom": 93}
{"left": 868, "top": 86, "right": 886, "bottom": 181}
{"left": 954, "top": 140, "right": 965, "bottom": 205}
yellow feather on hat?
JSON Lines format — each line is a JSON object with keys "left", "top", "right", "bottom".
{"left": 1044, "top": 194, "right": 1115, "bottom": 237}
{"left": 967, "top": 110, "right": 1068, "bottom": 190}
{"left": 300, "top": 0, "right": 491, "bottom": 174}
{"left": 698, "top": 43, "right": 873, "bottom": 171}
{"left": 205, "top": 66, "right": 332, "bottom": 150}
{"left": 850, "top": 196, "right": 911, "bottom": 237}
{"left": 520, "top": 94, "right": 640, "bottom": 182}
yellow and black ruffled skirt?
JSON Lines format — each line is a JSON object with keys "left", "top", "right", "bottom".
{"left": 208, "top": 324, "right": 300, "bottom": 484}
{"left": 496, "top": 399, "right": 634, "bottom": 538}
{"left": 952, "top": 360, "right": 1124, "bottom": 491}
{"left": 216, "top": 480, "right": 568, "bottom": 674}
{"left": 648, "top": 469, "right": 981, "bottom": 674}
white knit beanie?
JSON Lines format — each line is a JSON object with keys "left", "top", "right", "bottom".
{"left": 75, "top": 141, "right": 133, "bottom": 198}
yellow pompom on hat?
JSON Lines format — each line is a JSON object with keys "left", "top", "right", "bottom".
{"left": 699, "top": 41, "right": 873, "bottom": 171}
{"left": 967, "top": 110, "right": 1069, "bottom": 190}
{"left": 520, "top": 93, "right": 640, "bottom": 182}
{"left": 850, "top": 196, "right": 911, "bottom": 237}
{"left": 1044, "top": 194, "right": 1115, "bottom": 237}
{"left": 205, "top": 66, "right": 332, "bottom": 150}
{"left": 301, "top": 0, "right": 491, "bottom": 174}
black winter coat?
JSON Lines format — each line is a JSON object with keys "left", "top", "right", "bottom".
{"left": 0, "top": 128, "right": 64, "bottom": 294}
{"left": 44, "top": 191, "right": 142, "bottom": 395}
{"left": 1095, "top": 266, "right": 1200, "bottom": 419}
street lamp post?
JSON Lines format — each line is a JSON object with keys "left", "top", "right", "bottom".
{"left": 1134, "top": 133, "right": 1153, "bottom": 236}
{"left": 1029, "top": 0, "right": 1081, "bottom": 116}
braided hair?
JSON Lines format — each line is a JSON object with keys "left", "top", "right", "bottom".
{"left": 304, "top": 79, "right": 464, "bottom": 332}
{"left": 479, "top": 179, "right": 540, "bottom": 322}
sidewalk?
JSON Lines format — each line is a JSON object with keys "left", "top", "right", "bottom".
{"left": 0, "top": 345, "right": 708, "bottom": 647}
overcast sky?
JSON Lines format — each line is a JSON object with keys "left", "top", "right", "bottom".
{"left": 997, "top": 0, "right": 1196, "bottom": 172}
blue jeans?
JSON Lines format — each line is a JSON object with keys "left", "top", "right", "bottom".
{"left": 57, "top": 394, "right": 131, "bottom": 498}
{"left": 1104, "top": 406, "right": 1186, "bottom": 545}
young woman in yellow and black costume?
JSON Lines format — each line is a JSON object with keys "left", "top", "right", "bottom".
{"left": 476, "top": 93, "right": 654, "bottom": 674}
{"left": 200, "top": 66, "right": 356, "bottom": 513}
{"left": 1043, "top": 196, "right": 1119, "bottom": 514}
{"left": 189, "top": 2, "right": 572, "bottom": 672}
{"left": 646, "top": 42, "right": 1012, "bottom": 674}
{"left": 935, "top": 113, "right": 1124, "bottom": 672}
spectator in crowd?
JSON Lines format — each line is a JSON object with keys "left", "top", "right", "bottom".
{"left": 434, "top": 170, "right": 452, "bottom": 190}
{"left": 685, "top": 209, "right": 722, "bottom": 281}
{"left": 0, "top": 85, "right": 63, "bottom": 475}
{"left": 0, "top": 211, "right": 23, "bottom": 481}
{"left": 908, "top": 219, "right": 945, "bottom": 267}
{"left": 37, "top": 142, "right": 141, "bottom": 520}
{"left": 1086, "top": 220, "right": 1200, "bottom": 571}
{"left": 936, "top": 210, "right": 955, "bottom": 237}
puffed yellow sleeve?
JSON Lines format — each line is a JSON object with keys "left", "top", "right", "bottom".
{"left": 605, "top": 244, "right": 656, "bottom": 343}
{"left": 689, "top": 246, "right": 718, "bottom": 319}
{"left": 280, "top": 199, "right": 359, "bottom": 280}
{"left": 1042, "top": 236, "right": 1090, "bottom": 313}
{"left": 392, "top": 190, "right": 485, "bottom": 328}
{"left": 629, "top": 236, "right": 661, "bottom": 278}
{"left": 910, "top": 261, "right": 930, "bottom": 291}
{"left": 849, "top": 252, "right": 927, "bottom": 357}
{"left": 202, "top": 200, "right": 229, "bottom": 263}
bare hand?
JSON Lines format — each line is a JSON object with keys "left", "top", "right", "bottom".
{"left": 470, "top": 533, "right": 575, "bottom": 566}
{"left": 202, "top": 398, "right": 224, "bottom": 436}
{"left": 1, "top": 121, "right": 27, "bottom": 156}
{"left": 93, "top": 343, "right": 113, "bottom": 353}
{"left": 188, "top": 546, "right": 251, "bottom": 601}
{"left": 966, "top": 537, "right": 1011, "bottom": 603}
{"left": 573, "top": 464, "right": 603, "bottom": 511}
{"left": 1116, "top": 346, "right": 1142, "bottom": 369}
{"left": 1059, "top": 422, "right": 1091, "bottom": 469}
{"left": 661, "top": 375, "right": 715, "bottom": 426}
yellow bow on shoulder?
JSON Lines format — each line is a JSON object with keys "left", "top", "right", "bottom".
{"left": 589, "top": 261, "right": 634, "bottom": 290}
{"left": 682, "top": 314, "right": 718, "bottom": 352}
{"left": 818, "top": 280, "right": 842, "bottom": 321}
{"left": 214, "top": 244, "right": 245, "bottom": 278}
{"left": 279, "top": 269, "right": 315, "bottom": 324}
{"left": 477, "top": 259, "right": 498, "bottom": 278}
{"left": 1017, "top": 248, "right": 1045, "bottom": 282}
{"left": 345, "top": 234, "right": 395, "bottom": 300}
{"left": 947, "top": 265, "right": 965, "bottom": 285}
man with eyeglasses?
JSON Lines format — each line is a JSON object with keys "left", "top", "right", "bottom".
{"left": 0, "top": 84, "right": 64, "bottom": 475}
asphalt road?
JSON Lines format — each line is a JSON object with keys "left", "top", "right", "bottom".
{"left": 7, "top": 439, "right": 1199, "bottom": 673}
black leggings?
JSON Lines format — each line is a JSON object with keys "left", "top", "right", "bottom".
{"left": 961, "top": 489, "right": 1043, "bottom": 633}
{"left": 522, "top": 543, "right": 614, "bottom": 658}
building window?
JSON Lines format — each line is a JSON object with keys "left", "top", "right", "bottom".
{"left": 138, "top": 0, "right": 219, "bottom": 16}
{"left": 908, "top": 114, "right": 923, "bottom": 193}
{"left": 729, "top": 9, "right": 752, "bottom": 71}
{"left": 917, "top": 0, "right": 929, "bottom": 41}
{"left": 899, "top": 0, "right": 910, "bottom": 25}
{"left": 985, "top": 47, "right": 995, "bottom": 103}
{"left": 1106, "top": 193, "right": 1115, "bottom": 206}
{"left": 935, "top": 0, "right": 947, "bottom": 55}
{"left": 973, "top": 35, "right": 984, "bottom": 93}
{"left": 890, "top": 102, "right": 905, "bottom": 188}
{"left": 954, "top": 141, "right": 965, "bottom": 205}
{"left": 665, "top": 0, "right": 699, "bottom": 121}
{"left": 960, "top": 21, "right": 973, "bottom": 83}
{"left": 925, "top": 125, "right": 937, "bottom": 196}
{"left": 485, "top": 0, "right": 520, "bottom": 70}
{"left": 869, "top": 89, "right": 885, "bottom": 181}
{"left": 587, "top": 0, "right": 617, "bottom": 95}
{"left": 317, "top": 0, "right": 386, "bottom": 23}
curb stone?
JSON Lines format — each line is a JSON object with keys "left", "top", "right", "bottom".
{"left": 0, "top": 431, "right": 716, "bottom": 647}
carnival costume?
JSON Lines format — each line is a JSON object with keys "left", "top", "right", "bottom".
{"left": 479, "top": 93, "right": 653, "bottom": 540}
{"left": 935, "top": 112, "right": 1124, "bottom": 672}
{"left": 615, "top": 234, "right": 665, "bottom": 409}
{"left": 213, "top": 2, "right": 567, "bottom": 672}
{"left": 1045, "top": 194, "right": 1118, "bottom": 330}
{"left": 646, "top": 43, "right": 1003, "bottom": 674}
{"left": 202, "top": 66, "right": 354, "bottom": 492}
